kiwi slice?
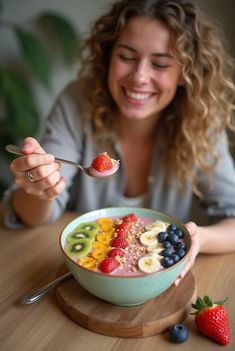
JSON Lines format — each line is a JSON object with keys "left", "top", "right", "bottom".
{"left": 66, "top": 229, "right": 96, "bottom": 243}
{"left": 65, "top": 239, "right": 92, "bottom": 258}
{"left": 75, "top": 221, "right": 100, "bottom": 235}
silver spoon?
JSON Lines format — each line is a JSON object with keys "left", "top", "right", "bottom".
{"left": 20, "top": 272, "right": 73, "bottom": 304}
{"left": 6, "top": 144, "right": 119, "bottom": 178}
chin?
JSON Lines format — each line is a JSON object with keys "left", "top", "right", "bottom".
{"left": 120, "top": 108, "right": 155, "bottom": 120}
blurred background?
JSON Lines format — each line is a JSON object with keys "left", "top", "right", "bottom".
{"left": 0, "top": 0, "right": 235, "bottom": 199}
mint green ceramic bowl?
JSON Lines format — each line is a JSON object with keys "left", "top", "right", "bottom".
{"left": 59, "top": 207, "right": 191, "bottom": 306}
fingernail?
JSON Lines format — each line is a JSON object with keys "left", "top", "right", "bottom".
{"left": 22, "top": 143, "right": 32, "bottom": 150}
{"left": 49, "top": 154, "right": 55, "bottom": 161}
{"left": 174, "top": 279, "right": 180, "bottom": 286}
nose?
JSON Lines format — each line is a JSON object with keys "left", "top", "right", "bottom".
{"left": 130, "top": 61, "right": 150, "bottom": 85}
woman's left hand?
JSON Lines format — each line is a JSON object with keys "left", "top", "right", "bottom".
{"left": 174, "top": 221, "right": 200, "bottom": 286}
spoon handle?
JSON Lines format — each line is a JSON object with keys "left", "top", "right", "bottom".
{"left": 5, "top": 144, "right": 84, "bottom": 171}
{"left": 20, "top": 272, "right": 72, "bottom": 304}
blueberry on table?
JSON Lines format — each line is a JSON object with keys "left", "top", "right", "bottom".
{"left": 168, "top": 324, "right": 189, "bottom": 343}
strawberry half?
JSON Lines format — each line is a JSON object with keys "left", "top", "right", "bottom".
{"left": 91, "top": 152, "right": 113, "bottom": 172}
{"left": 107, "top": 248, "right": 125, "bottom": 258}
{"left": 111, "top": 237, "right": 128, "bottom": 249}
{"left": 122, "top": 213, "right": 137, "bottom": 222}
{"left": 99, "top": 257, "right": 119, "bottom": 273}
{"left": 115, "top": 228, "right": 128, "bottom": 239}
{"left": 191, "top": 295, "right": 231, "bottom": 345}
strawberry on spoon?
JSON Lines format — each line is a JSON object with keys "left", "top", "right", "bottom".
{"left": 88, "top": 152, "right": 119, "bottom": 177}
{"left": 6, "top": 145, "right": 119, "bottom": 178}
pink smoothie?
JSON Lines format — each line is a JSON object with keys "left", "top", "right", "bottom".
{"left": 64, "top": 213, "right": 187, "bottom": 276}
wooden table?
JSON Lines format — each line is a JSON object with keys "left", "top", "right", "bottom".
{"left": 0, "top": 203, "right": 234, "bottom": 351}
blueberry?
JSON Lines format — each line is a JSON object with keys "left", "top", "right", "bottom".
{"left": 177, "top": 242, "right": 186, "bottom": 250}
{"left": 175, "top": 228, "right": 183, "bottom": 238}
{"left": 169, "top": 324, "right": 189, "bottom": 343}
{"left": 177, "top": 248, "right": 186, "bottom": 258}
{"left": 171, "top": 253, "right": 180, "bottom": 263}
{"left": 167, "top": 224, "right": 177, "bottom": 232}
{"left": 160, "top": 248, "right": 173, "bottom": 257}
{"left": 167, "top": 229, "right": 175, "bottom": 236}
{"left": 162, "top": 241, "right": 172, "bottom": 249}
{"left": 158, "top": 231, "right": 168, "bottom": 243}
{"left": 168, "top": 233, "right": 179, "bottom": 245}
{"left": 161, "top": 256, "right": 174, "bottom": 267}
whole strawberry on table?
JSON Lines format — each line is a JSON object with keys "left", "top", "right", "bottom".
{"left": 191, "top": 295, "right": 231, "bottom": 346}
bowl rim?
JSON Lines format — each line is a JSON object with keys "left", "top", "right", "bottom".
{"left": 59, "top": 207, "right": 192, "bottom": 279}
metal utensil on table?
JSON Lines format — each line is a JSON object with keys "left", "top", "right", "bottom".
{"left": 6, "top": 144, "right": 91, "bottom": 175}
{"left": 20, "top": 272, "right": 73, "bottom": 305}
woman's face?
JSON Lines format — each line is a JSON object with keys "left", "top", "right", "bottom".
{"left": 108, "top": 16, "right": 183, "bottom": 121}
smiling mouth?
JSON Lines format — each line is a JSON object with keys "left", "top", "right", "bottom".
{"left": 124, "top": 88, "right": 154, "bottom": 101}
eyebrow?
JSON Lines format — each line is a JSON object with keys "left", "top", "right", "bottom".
{"left": 116, "top": 44, "right": 173, "bottom": 58}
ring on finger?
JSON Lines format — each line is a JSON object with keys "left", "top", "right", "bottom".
{"left": 27, "top": 170, "right": 36, "bottom": 183}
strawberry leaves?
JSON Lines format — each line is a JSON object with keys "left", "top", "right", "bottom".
{"left": 191, "top": 295, "right": 228, "bottom": 314}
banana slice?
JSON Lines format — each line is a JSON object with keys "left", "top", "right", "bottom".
{"left": 145, "top": 221, "right": 168, "bottom": 232}
{"left": 138, "top": 254, "right": 161, "bottom": 273}
{"left": 140, "top": 231, "right": 158, "bottom": 246}
{"left": 147, "top": 245, "right": 163, "bottom": 254}
{"left": 146, "top": 252, "right": 162, "bottom": 261}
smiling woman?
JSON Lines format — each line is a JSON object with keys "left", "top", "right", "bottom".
{"left": 4, "top": 0, "right": 235, "bottom": 289}
{"left": 108, "top": 17, "right": 183, "bottom": 120}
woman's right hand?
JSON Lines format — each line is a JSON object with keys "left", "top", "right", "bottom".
{"left": 10, "top": 137, "right": 66, "bottom": 201}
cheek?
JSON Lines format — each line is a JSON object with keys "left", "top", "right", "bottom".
{"left": 159, "top": 74, "right": 180, "bottom": 93}
{"left": 109, "top": 59, "right": 130, "bottom": 83}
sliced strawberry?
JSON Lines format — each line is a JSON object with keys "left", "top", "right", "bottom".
{"left": 116, "top": 222, "right": 130, "bottom": 230}
{"left": 107, "top": 248, "right": 125, "bottom": 258}
{"left": 122, "top": 213, "right": 137, "bottom": 222}
{"left": 91, "top": 152, "right": 113, "bottom": 172}
{"left": 111, "top": 237, "right": 128, "bottom": 249}
{"left": 99, "top": 257, "right": 119, "bottom": 273}
{"left": 115, "top": 228, "right": 128, "bottom": 239}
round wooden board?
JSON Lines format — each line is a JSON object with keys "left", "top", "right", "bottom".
{"left": 55, "top": 265, "right": 196, "bottom": 338}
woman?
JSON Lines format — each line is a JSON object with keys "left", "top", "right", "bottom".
{"left": 5, "top": 0, "right": 235, "bottom": 285}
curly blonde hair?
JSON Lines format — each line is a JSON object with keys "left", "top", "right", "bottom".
{"left": 78, "top": 0, "right": 235, "bottom": 195}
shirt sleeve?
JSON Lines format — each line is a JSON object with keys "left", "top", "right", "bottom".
{"left": 196, "top": 132, "right": 235, "bottom": 221}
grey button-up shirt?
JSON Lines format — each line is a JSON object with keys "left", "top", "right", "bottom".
{"left": 4, "top": 81, "right": 235, "bottom": 227}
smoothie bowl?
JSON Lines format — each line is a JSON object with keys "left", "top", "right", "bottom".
{"left": 59, "top": 207, "right": 191, "bottom": 306}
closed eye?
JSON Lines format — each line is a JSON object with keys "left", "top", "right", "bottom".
{"left": 118, "top": 54, "right": 136, "bottom": 62}
{"left": 152, "top": 63, "right": 170, "bottom": 69}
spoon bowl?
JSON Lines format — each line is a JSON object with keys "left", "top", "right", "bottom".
{"left": 6, "top": 144, "right": 119, "bottom": 178}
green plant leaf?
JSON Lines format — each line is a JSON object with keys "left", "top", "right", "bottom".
{"left": 13, "top": 27, "right": 51, "bottom": 88}
{"left": 37, "top": 12, "right": 80, "bottom": 64}
{"left": 0, "top": 67, "right": 40, "bottom": 138}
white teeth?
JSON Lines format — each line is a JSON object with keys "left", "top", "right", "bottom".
{"left": 125, "top": 89, "right": 151, "bottom": 100}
